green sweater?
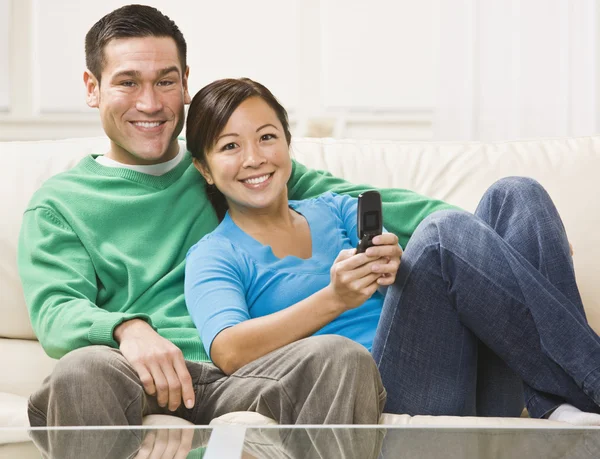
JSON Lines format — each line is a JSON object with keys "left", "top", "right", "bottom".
{"left": 18, "top": 151, "right": 455, "bottom": 362}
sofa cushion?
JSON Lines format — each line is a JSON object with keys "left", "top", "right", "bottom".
{"left": 4, "top": 136, "right": 600, "bottom": 339}
{"left": 0, "top": 338, "right": 56, "bottom": 396}
{"left": 1, "top": 137, "right": 110, "bottom": 340}
{"left": 209, "top": 411, "right": 278, "bottom": 426}
{"left": 290, "top": 136, "right": 600, "bottom": 333}
{"left": 0, "top": 393, "right": 30, "bottom": 443}
{"left": 379, "top": 413, "right": 566, "bottom": 427}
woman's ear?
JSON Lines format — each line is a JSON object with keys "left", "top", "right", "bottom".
{"left": 192, "top": 158, "right": 214, "bottom": 185}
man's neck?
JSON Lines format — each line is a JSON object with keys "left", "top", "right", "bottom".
{"left": 96, "top": 143, "right": 185, "bottom": 176}
{"left": 106, "top": 141, "right": 180, "bottom": 166}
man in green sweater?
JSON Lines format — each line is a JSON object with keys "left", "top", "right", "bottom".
{"left": 17, "top": 4, "right": 450, "bottom": 436}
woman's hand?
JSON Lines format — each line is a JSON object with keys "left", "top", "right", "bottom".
{"left": 364, "top": 233, "right": 402, "bottom": 286}
{"left": 328, "top": 247, "right": 387, "bottom": 310}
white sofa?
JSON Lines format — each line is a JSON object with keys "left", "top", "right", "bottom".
{"left": 2, "top": 134, "right": 599, "bottom": 451}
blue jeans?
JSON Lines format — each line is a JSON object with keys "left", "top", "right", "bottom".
{"left": 372, "top": 177, "right": 600, "bottom": 418}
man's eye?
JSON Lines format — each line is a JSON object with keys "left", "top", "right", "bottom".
{"left": 158, "top": 80, "right": 175, "bottom": 87}
{"left": 120, "top": 81, "right": 135, "bottom": 87}
{"left": 261, "top": 133, "right": 276, "bottom": 141}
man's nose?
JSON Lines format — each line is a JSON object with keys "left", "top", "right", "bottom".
{"left": 136, "top": 85, "right": 163, "bottom": 113}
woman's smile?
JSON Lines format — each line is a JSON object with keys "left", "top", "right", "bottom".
{"left": 240, "top": 172, "right": 274, "bottom": 189}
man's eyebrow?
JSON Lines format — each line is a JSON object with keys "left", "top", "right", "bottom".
{"left": 112, "top": 70, "right": 141, "bottom": 80}
{"left": 256, "top": 124, "right": 279, "bottom": 132}
{"left": 111, "top": 66, "right": 181, "bottom": 80}
{"left": 157, "top": 66, "right": 181, "bottom": 78}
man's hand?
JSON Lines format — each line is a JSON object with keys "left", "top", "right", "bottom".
{"left": 364, "top": 233, "right": 402, "bottom": 286}
{"left": 134, "top": 428, "right": 194, "bottom": 459}
{"left": 114, "top": 319, "right": 195, "bottom": 412}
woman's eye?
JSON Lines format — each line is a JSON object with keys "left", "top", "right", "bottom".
{"left": 222, "top": 143, "right": 238, "bottom": 151}
{"left": 261, "top": 133, "right": 276, "bottom": 141}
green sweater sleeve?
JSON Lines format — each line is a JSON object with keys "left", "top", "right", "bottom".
{"left": 17, "top": 207, "right": 153, "bottom": 359}
{"left": 287, "top": 159, "right": 460, "bottom": 248}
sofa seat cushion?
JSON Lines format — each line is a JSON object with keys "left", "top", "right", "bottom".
{"left": 209, "top": 411, "right": 279, "bottom": 426}
{"left": 0, "top": 339, "right": 57, "bottom": 397}
{"left": 0, "top": 393, "right": 30, "bottom": 443}
{"left": 379, "top": 413, "right": 567, "bottom": 427}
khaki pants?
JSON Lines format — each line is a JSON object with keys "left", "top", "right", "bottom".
{"left": 28, "top": 335, "right": 385, "bottom": 456}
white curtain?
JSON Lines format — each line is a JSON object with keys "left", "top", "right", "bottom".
{"left": 433, "top": 0, "right": 597, "bottom": 141}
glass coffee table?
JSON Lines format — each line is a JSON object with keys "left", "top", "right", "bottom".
{"left": 2, "top": 424, "right": 600, "bottom": 458}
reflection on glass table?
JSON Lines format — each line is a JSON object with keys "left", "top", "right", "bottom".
{"left": 1, "top": 425, "right": 600, "bottom": 458}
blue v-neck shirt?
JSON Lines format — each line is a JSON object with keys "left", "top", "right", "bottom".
{"left": 184, "top": 192, "right": 385, "bottom": 359}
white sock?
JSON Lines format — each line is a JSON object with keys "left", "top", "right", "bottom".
{"left": 548, "top": 403, "right": 600, "bottom": 426}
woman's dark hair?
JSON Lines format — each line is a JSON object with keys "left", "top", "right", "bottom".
{"left": 85, "top": 4, "right": 187, "bottom": 83}
{"left": 186, "top": 78, "right": 292, "bottom": 220}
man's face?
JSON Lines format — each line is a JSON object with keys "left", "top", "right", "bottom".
{"left": 84, "top": 36, "right": 191, "bottom": 165}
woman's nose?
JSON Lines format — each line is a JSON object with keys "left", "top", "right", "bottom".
{"left": 242, "top": 143, "right": 266, "bottom": 167}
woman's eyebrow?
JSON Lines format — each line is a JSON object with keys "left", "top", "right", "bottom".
{"left": 256, "top": 124, "right": 279, "bottom": 132}
{"left": 216, "top": 133, "right": 239, "bottom": 142}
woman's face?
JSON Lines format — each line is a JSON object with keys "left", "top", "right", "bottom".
{"left": 196, "top": 96, "right": 292, "bottom": 214}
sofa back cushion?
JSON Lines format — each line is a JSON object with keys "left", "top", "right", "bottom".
{"left": 2, "top": 136, "right": 599, "bottom": 340}
{"left": 1, "top": 137, "right": 110, "bottom": 339}
{"left": 290, "top": 137, "right": 600, "bottom": 332}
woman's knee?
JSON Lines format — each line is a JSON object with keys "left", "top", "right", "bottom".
{"left": 414, "top": 209, "right": 480, "bottom": 245}
{"left": 486, "top": 176, "right": 548, "bottom": 203}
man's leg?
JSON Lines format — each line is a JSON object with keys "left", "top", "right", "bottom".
{"left": 29, "top": 336, "right": 385, "bottom": 456}
{"left": 29, "top": 335, "right": 385, "bottom": 426}
{"left": 28, "top": 345, "right": 195, "bottom": 458}
{"left": 194, "top": 334, "right": 386, "bottom": 425}
{"left": 372, "top": 208, "right": 600, "bottom": 417}
{"left": 27, "top": 346, "right": 189, "bottom": 427}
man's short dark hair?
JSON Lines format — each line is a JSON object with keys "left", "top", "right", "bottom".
{"left": 85, "top": 4, "right": 187, "bottom": 84}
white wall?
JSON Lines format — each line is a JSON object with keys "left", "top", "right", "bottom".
{"left": 0, "top": 0, "right": 439, "bottom": 141}
{"left": 0, "top": 0, "right": 598, "bottom": 142}
{"left": 0, "top": 0, "right": 10, "bottom": 112}
{"left": 434, "top": 0, "right": 600, "bottom": 141}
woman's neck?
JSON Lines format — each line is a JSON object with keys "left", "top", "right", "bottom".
{"left": 227, "top": 194, "right": 312, "bottom": 260}
{"left": 228, "top": 195, "right": 295, "bottom": 235}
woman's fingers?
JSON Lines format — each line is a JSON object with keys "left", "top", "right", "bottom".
{"left": 365, "top": 243, "right": 402, "bottom": 260}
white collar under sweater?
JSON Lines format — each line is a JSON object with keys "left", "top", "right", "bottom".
{"left": 95, "top": 145, "right": 185, "bottom": 176}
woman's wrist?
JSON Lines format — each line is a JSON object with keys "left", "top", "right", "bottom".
{"left": 321, "top": 285, "right": 348, "bottom": 315}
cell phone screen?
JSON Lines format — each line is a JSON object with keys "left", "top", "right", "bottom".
{"left": 363, "top": 211, "right": 380, "bottom": 232}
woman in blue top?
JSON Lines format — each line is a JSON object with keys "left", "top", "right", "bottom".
{"left": 185, "top": 78, "right": 600, "bottom": 425}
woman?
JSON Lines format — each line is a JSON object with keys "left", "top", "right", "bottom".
{"left": 184, "top": 78, "right": 600, "bottom": 425}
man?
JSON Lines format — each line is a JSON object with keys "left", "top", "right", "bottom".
{"left": 18, "top": 4, "right": 390, "bottom": 428}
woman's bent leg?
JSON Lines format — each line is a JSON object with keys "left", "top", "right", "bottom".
{"left": 474, "top": 177, "right": 586, "bottom": 417}
{"left": 372, "top": 208, "right": 600, "bottom": 417}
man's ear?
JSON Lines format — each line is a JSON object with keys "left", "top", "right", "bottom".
{"left": 192, "top": 158, "right": 214, "bottom": 184}
{"left": 183, "top": 66, "right": 191, "bottom": 104}
{"left": 84, "top": 70, "right": 100, "bottom": 108}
